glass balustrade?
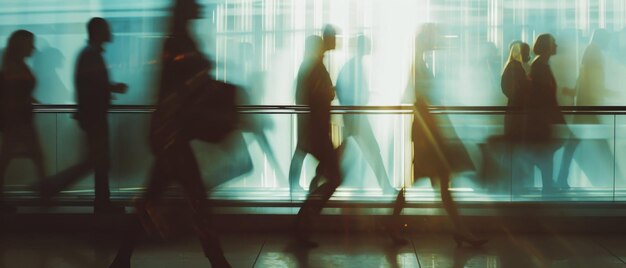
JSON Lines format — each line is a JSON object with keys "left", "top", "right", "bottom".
{"left": 3, "top": 105, "right": 624, "bottom": 205}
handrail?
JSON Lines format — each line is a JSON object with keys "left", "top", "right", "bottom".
{"left": 30, "top": 104, "right": 626, "bottom": 115}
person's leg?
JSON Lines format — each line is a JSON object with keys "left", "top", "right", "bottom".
{"left": 294, "top": 139, "right": 341, "bottom": 246}
{"left": 173, "top": 143, "right": 230, "bottom": 267}
{"left": 289, "top": 148, "right": 307, "bottom": 192}
{"left": 21, "top": 124, "right": 47, "bottom": 180}
{"left": 109, "top": 156, "right": 173, "bottom": 268}
{"left": 354, "top": 119, "right": 395, "bottom": 194}
{"left": 538, "top": 149, "right": 556, "bottom": 193}
{"left": 86, "top": 121, "right": 115, "bottom": 211}
{"left": 109, "top": 218, "right": 143, "bottom": 268}
{"left": 0, "top": 143, "right": 14, "bottom": 209}
{"left": 438, "top": 173, "right": 486, "bottom": 246}
{"left": 557, "top": 139, "right": 578, "bottom": 189}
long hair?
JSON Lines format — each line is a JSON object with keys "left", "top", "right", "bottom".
{"left": 533, "top": 33, "right": 554, "bottom": 56}
{"left": 2, "top": 30, "right": 34, "bottom": 69}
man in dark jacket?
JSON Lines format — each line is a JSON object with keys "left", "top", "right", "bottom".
{"left": 40, "top": 17, "right": 127, "bottom": 213}
{"left": 291, "top": 33, "right": 342, "bottom": 247}
{"left": 75, "top": 17, "right": 127, "bottom": 213}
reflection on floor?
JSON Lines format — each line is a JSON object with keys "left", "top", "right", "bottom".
{"left": 2, "top": 232, "right": 626, "bottom": 267}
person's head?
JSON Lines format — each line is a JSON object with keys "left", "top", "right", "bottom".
{"left": 87, "top": 17, "right": 112, "bottom": 44}
{"left": 173, "top": 0, "right": 201, "bottom": 21}
{"left": 170, "top": 0, "right": 202, "bottom": 34}
{"left": 415, "top": 23, "right": 438, "bottom": 52}
{"left": 322, "top": 24, "right": 336, "bottom": 51}
{"left": 2, "top": 30, "right": 35, "bottom": 66}
{"left": 533, "top": 33, "right": 557, "bottom": 57}
{"left": 304, "top": 35, "right": 324, "bottom": 60}
{"left": 508, "top": 40, "right": 531, "bottom": 64}
{"left": 591, "top": 28, "right": 611, "bottom": 50}
{"left": 355, "top": 35, "right": 371, "bottom": 56}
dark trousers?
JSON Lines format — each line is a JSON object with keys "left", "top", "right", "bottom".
{"left": 293, "top": 136, "right": 342, "bottom": 237}
{"left": 112, "top": 141, "right": 228, "bottom": 266}
{"left": 41, "top": 119, "right": 111, "bottom": 206}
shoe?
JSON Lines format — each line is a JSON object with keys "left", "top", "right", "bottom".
{"left": 94, "top": 204, "right": 126, "bottom": 214}
{"left": 453, "top": 233, "right": 488, "bottom": 248}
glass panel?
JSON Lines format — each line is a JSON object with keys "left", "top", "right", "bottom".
{"left": 3, "top": 114, "right": 56, "bottom": 194}
{"left": 3, "top": 1, "right": 626, "bottom": 107}
{"left": 429, "top": 113, "right": 509, "bottom": 202}
{"left": 510, "top": 114, "right": 616, "bottom": 202}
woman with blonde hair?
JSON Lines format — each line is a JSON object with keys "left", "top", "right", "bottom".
{"left": 501, "top": 41, "right": 531, "bottom": 141}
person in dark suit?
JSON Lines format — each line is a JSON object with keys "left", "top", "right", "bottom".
{"left": 0, "top": 30, "right": 45, "bottom": 211}
{"left": 527, "top": 33, "right": 567, "bottom": 194}
{"left": 291, "top": 34, "right": 342, "bottom": 248}
{"left": 109, "top": 0, "right": 232, "bottom": 267}
{"left": 75, "top": 18, "right": 128, "bottom": 211}
{"left": 289, "top": 24, "right": 338, "bottom": 193}
{"left": 335, "top": 35, "right": 396, "bottom": 195}
{"left": 39, "top": 17, "right": 127, "bottom": 214}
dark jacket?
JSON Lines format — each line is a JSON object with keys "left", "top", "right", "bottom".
{"left": 295, "top": 58, "right": 334, "bottom": 154}
{"left": 501, "top": 61, "right": 530, "bottom": 140}
{"left": 1, "top": 61, "right": 36, "bottom": 128}
{"left": 527, "top": 59, "right": 566, "bottom": 143}
{"left": 74, "top": 44, "right": 112, "bottom": 124}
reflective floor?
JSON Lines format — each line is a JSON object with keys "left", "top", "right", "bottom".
{"left": 3, "top": 232, "right": 626, "bottom": 267}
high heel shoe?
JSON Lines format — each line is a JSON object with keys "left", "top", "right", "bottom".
{"left": 452, "top": 233, "right": 488, "bottom": 248}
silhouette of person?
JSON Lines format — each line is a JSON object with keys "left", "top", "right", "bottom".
{"left": 335, "top": 35, "right": 396, "bottom": 195}
{"left": 0, "top": 30, "right": 45, "bottom": 211}
{"left": 291, "top": 34, "right": 341, "bottom": 248}
{"left": 38, "top": 17, "right": 128, "bottom": 213}
{"left": 289, "top": 24, "right": 338, "bottom": 193}
{"left": 558, "top": 29, "right": 616, "bottom": 188}
{"left": 526, "top": 33, "right": 567, "bottom": 194}
{"left": 502, "top": 41, "right": 531, "bottom": 140}
{"left": 400, "top": 24, "right": 486, "bottom": 246}
{"left": 499, "top": 41, "right": 532, "bottom": 191}
{"left": 109, "top": 0, "right": 231, "bottom": 267}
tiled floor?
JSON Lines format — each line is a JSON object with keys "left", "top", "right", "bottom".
{"left": 1, "top": 231, "right": 626, "bottom": 267}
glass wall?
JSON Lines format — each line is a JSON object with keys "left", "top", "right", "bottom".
{"left": 0, "top": 107, "right": 620, "bottom": 203}
{"left": 2, "top": 1, "right": 626, "bottom": 204}
{"left": 4, "top": 0, "right": 626, "bottom": 105}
